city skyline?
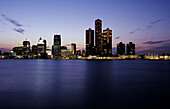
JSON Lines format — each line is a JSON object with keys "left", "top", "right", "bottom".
{"left": 0, "top": 0, "right": 170, "bottom": 55}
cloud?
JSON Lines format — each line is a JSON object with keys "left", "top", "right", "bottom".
{"left": 13, "top": 28, "right": 25, "bottom": 34}
{"left": 143, "top": 39, "right": 170, "bottom": 44}
{"left": 1, "top": 14, "right": 26, "bottom": 34}
{"left": 145, "top": 18, "right": 162, "bottom": 30}
{"left": 129, "top": 28, "right": 141, "bottom": 34}
{"left": 1, "top": 14, "right": 23, "bottom": 27}
{"left": 129, "top": 18, "right": 163, "bottom": 34}
{"left": 64, "top": 44, "right": 71, "bottom": 46}
{"left": 136, "top": 43, "right": 170, "bottom": 55}
{"left": 115, "top": 36, "right": 120, "bottom": 39}
{"left": 150, "top": 19, "right": 162, "bottom": 25}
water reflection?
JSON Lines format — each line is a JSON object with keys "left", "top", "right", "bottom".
{"left": 0, "top": 60, "right": 170, "bottom": 109}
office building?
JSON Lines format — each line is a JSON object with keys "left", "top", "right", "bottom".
{"left": 102, "top": 28, "right": 112, "bottom": 56}
{"left": 32, "top": 45, "right": 37, "bottom": 55}
{"left": 71, "top": 43, "right": 76, "bottom": 55}
{"left": 61, "top": 46, "right": 67, "bottom": 50}
{"left": 127, "top": 42, "right": 135, "bottom": 55}
{"left": 43, "top": 39, "right": 47, "bottom": 53}
{"left": 37, "top": 37, "right": 45, "bottom": 55}
{"left": 12, "top": 45, "right": 23, "bottom": 56}
{"left": 52, "top": 34, "right": 61, "bottom": 57}
{"left": 23, "top": 39, "right": 30, "bottom": 56}
{"left": 117, "top": 42, "right": 125, "bottom": 55}
{"left": 76, "top": 50, "right": 81, "bottom": 56}
{"left": 86, "top": 28, "right": 94, "bottom": 56}
{"left": 54, "top": 34, "right": 61, "bottom": 45}
{"left": 95, "top": 19, "right": 102, "bottom": 55}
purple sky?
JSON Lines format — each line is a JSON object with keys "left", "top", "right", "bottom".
{"left": 0, "top": 0, "right": 170, "bottom": 55}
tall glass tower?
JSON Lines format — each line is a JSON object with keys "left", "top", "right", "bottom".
{"left": 95, "top": 19, "right": 102, "bottom": 56}
{"left": 52, "top": 35, "right": 61, "bottom": 57}
{"left": 102, "top": 28, "right": 112, "bottom": 56}
{"left": 86, "top": 28, "right": 94, "bottom": 56}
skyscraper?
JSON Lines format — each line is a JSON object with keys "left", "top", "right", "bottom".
{"left": 86, "top": 28, "right": 94, "bottom": 56}
{"left": 102, "top": 28, "right": 112, "bottom": 56}
{"left": 32, "top": 45, "right": 37, "bottom": 55}
{"left": 127, "top": 42, "right": 135, "bottom": 55}
{"left": 52, "top": 35, "right": 61, "bottom": 57}
{"left": 37, "top": 37, "right": 45, "bottom": 55}
{"left": 71, "top": 43, "right": 76, "bottom": 55}
{"left": 95, "top": 19, "right": 102, "bottom": 56}
{"left": 23, "top": 39, "right": 30, "bottom": 56}
{"left": 117, "top": 42, "right": 125, "bottom": 55}
{"left": 54, "top": 35, "right": 61, "bottom": 45}
{"left": 43, "top": 39, "right": 47, "bottom": 53}
{"left": 12, "top": 45, "right": 23, "bottom": 56}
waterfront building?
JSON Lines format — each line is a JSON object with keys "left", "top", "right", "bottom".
{"left": 43, "top": 39, "right": 47, "bottom": 53}
{"left": 95, "top": 19, "right": 102, "bottom": 55}
{"left": 127, "top": 42, "right": 135, "bottom": 55}
{"left": 61, "top": 46, "right": 67, "bottom": 50}
{"left": 23, "top": 39, "right": 30, "bottom": 56}
{"left": 12, "top": 45, "right": 23, "bottom": 56}
{"left": 37, "top": 37, "right": 47, "bottom": 59}
{"left": 71, "top": 43, "right": 76, "bottom": 55}
{"left": 32, "top": 45, "right": 37, "bottom": 55}
{"left": 37, "top": 37, "right": 45, "bottom": 54}
{"left": 117, "top": 42, "right": 125, "bottom": 55}
{"left": 52, "top": 35, "right": 61, "bottom": 57}
{"left": 86, "top": 28, "right": 94, "bottom": 56}
{"left": 102, "top": 28, "right": 112, "bottom": 56}
{"left": 61, "top": 49, "right": 72, "bottom": 57}
{"left": 76, "top": 50, "right": 81, "bottom": 56}
{"left": 82, "top": 50, "right": 86, "bottom": 57}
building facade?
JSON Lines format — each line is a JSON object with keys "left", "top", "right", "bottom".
{"left": 71, "top": 43, "right": 76, "bottom": 55}
{"left": 32, "top": 45, "right": 37, "bottom": 55}
{"left": 95, "top": 19, "right": 102, "bottom": 56}
{"left": 52, "top": 35, "right": 61, "bottom": 57}
{"left": 37, "top": 37, "right": 45, "bottom": 55}
{"left": 117, "top": 42, "right": 125, "bottom": 55}
{"left": 102, "top": 28, "right": 112, "bottom": 56}
{"left": 86, "top": 28, "right": 94, "bottom": 56}
{"left": 127, "top": 42, "right": 135, "bottom": 55}
{"left": 23, "top": 39, "right": 30, "bottom": 56}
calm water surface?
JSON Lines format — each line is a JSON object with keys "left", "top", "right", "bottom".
{"left": 0, "top": 59, "right": 170, "bottom": 109}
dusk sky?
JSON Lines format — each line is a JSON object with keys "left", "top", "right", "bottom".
{"left": 0, "top": 0, "right": 170, "bottom": 54}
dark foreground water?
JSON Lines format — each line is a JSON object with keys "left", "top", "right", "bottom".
{"left": 0, "top": 60, "right": 170, "bottom": 109}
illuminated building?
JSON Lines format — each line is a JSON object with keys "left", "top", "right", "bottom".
{"left": 37, "top": 37, "right": 45, "bottom": 54}
{"left": 127, "top": 42, "right": 135, "bottom": 55}
{"left": 12, "top": 45, "right": 23, "bottom": 56}
{"left": 86, "top": 28, "right": 94, "bottom": 56}
{"left": 32, "top": 45, "right": 37, "bottom": 55}
{"left": 52, "top": 34, "right": 61, "bottom": 57}
{"left": 43, "top": 39, "right": 47, "bottom": 53}
{"left": 95, "top": 19, "right": 102, "bottom": 56}
{"left": 82, "top": 50, "right": 86, "bottom": 57}
{"left": 102, "top": 28, "right": 112, "bottom": 56}
{"left": 76, "top": 50, "right": 81, "bottom": 56}
{"left": 23, "top": 39, "right": 30, "bottom": 56}
{"left": 61, "top": 49, "right": 72, "bottom": 57}
{"left": 117, "top": 42, "right": 125, "bottom": 55}
{"left": 61, "top": 46, "right": 67, "bottom": 50}
{"left": 71, "top": 43, "right": 76, "bottom": 55}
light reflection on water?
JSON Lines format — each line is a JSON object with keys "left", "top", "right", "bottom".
{"left": 0, "top": 59, "right": 170, "bottom": 109}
